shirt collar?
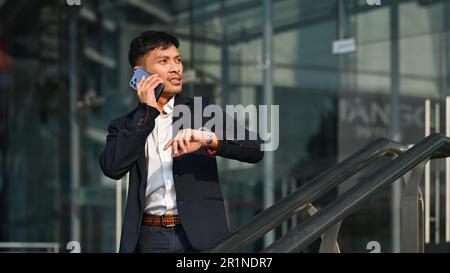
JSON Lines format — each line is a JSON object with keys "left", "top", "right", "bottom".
{"left": 161, "top": 95, "right": 175, "bottom": 115}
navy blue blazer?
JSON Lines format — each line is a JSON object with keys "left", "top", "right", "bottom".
{"left": 99, "top": 94, "right": 264, "bottom": 252}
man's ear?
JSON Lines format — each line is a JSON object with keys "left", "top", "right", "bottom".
{"left": 133, "top": 66, "right": 139, "bottom": 72}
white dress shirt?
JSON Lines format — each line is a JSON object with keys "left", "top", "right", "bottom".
{"left": 144, "top": 96, "right": 177, "bottom": 216}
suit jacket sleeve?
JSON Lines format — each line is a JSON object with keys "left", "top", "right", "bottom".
{"left": 99, "top": 103, "right": 160, "bottom": 180}
{"left": 207, "top": 97, "right": 264, "bottom": 164}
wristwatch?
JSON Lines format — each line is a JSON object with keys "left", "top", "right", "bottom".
{"left": 205, "top": 130, "right": 213, "bottom": 147}
{"left": 200, "top": 128, "right": 214, "bottom": 147}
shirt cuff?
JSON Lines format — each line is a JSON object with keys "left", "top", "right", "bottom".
{"left": 207, "top": 148, "right": 218, "bottom": 155}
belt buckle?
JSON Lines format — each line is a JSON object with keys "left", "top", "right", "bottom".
{"left": 162, "top": 217, "right": 176, "bottom": 228}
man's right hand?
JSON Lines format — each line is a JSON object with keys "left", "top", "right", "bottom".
{"left": 136, "top": 74, "right": 163, "bottom": 109}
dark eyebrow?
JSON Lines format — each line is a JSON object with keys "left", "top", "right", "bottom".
{"left": 156, "top": 55, "right": 182, "bottom": 59}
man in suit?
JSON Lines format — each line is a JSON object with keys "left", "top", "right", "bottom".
{"left": 99, "top": 30, "right": 264, "bottom": 253}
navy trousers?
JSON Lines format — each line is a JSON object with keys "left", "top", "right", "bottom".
{"left": 136, "top": 225, "right": 197, "bottom": 253}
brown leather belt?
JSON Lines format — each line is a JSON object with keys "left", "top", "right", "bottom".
{"left": 142, "top": 214, "right": 180, "bottom": 227}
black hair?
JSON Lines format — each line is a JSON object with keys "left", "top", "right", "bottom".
{"left": 128, "top": 30, "right": 180, "bottom": 67}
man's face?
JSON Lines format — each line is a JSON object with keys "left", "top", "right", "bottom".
{"left": 135, "top": 44, "right": 183, "bottom": 96}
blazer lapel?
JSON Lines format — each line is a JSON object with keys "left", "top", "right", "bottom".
{"left": 173, "top": 93, "right": 193, "bottom": 125}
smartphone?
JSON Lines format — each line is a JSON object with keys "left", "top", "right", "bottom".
{"left": 129, "top": 67, "right": 164, "bottom": 101}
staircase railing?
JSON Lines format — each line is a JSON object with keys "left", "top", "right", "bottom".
{"left": 209, "top": 133, "right": 450, "bottom": 253}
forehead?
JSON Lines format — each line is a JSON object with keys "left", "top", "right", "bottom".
{"left": 146, "top": 45, "right": 181, "bottom": 59}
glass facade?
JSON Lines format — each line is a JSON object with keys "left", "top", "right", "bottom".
{"left": 1, "top": 0, "right": 450, "bottom": 252}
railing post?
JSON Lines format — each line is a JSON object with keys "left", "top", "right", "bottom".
{"left": 400, "top": 160, "right": 426, "bottom": 252}
{"left": 418, "top": 188, "right": 425, "bottom": 252}
{"left": 424, "top": 99, "right": 431, "bottom": 244}
{"left": 297, "top": 204, "right": 341, "bottom": 253}
{"left": 434, "top": 102, "right": 441, "bottom": 244}
{"left": 446, "top": 96, "right": 450, "bottom": 242}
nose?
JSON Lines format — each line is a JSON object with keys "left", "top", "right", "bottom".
{"left": 169, "top": 62, "right": 181, "bottom": 73}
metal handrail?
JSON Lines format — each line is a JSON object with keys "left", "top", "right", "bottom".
{"left": 262, "top": 133, "right": 450, "bottom": 252}
{"left": 0, "top": 242, "right": 60, "bottom": 253}
{"left": 209, "top": 138, "right": 406, "bottom": 252}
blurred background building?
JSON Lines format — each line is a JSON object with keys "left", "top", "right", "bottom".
{"left": 0, "top": 0, "right": 449, "bottom": 252}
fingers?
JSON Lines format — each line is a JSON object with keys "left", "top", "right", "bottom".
{"left": 177, "top": 129, "right": 192, "bottom": 152}
{"left": 180, "top": 130, "right": 190, "bottom": 154}
{"left": 174, "top": 130, "right": 187, "bottom": 156}
{"left": 172, "top": 137, "right": 179, "bottom": 156}
{"left": 164, "top": 139, "right": 174, "bottom": 150}
{"left": 137, "top": 76, "right": 146, "bottom": 102}
{"left": 136, "top": 74, "right": 163, "bottom": 106}
{"left": 163, "top": 129, "right": 204, "bottom": 157}
{"left": 177, "top": 138, "right": 187, "bottom": 155}
{"left": 141, "top": 75, "right": 163, "bottom": 93}
{"left": 164, "top": 129, "right": 190, "bottom": 157}
{"left": 183, "top": 135, "right": 191, "bottom": 152}
{"left": 163, "top": 129, "right": 185, "bottom": 151}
